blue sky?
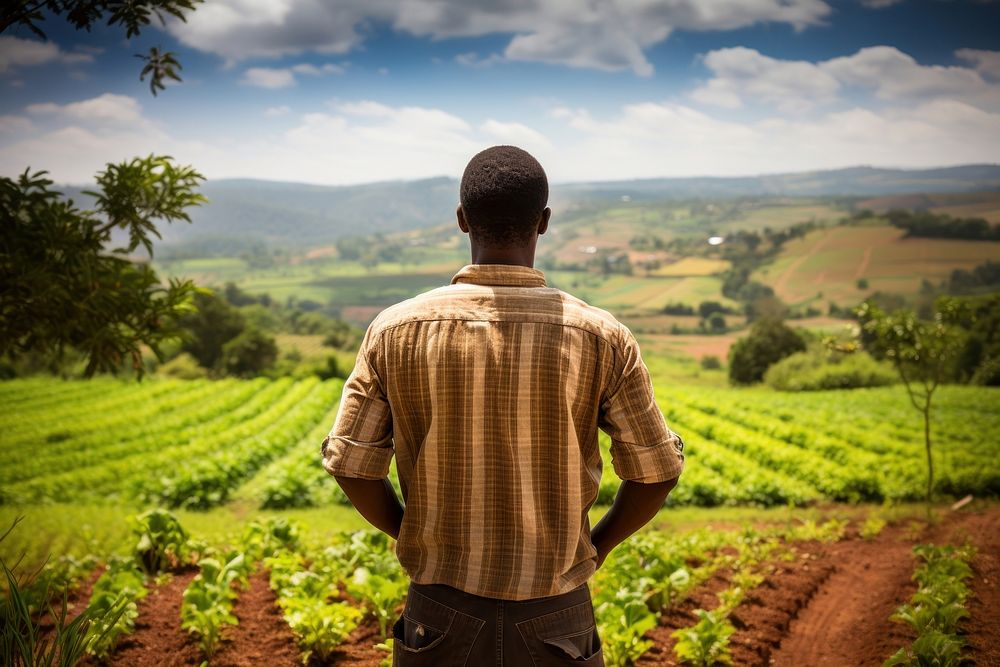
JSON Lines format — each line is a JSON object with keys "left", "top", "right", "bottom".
{"left": 1, "top": 0, "right": 998, "bottom": 185}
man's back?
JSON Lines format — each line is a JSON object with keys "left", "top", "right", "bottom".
{"left": 324, "top": 263, "right": 685, "bottom": 600}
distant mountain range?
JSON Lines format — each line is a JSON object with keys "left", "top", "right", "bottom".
{"left": 60, "top": 164, "right": 1000, "bottom": 250}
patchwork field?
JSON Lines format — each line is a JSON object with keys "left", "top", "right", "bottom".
{"left": 755, "top": 225, "right": 1000, "bottom": 308}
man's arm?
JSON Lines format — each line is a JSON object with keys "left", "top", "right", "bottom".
{"left": 590, "top": 476, "right": 678, "bottom": 568}
{"left": 334, "top": 475, "right": 404, "bottom": 540}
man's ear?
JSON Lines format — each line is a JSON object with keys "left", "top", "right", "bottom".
{"left": 457, "top": 205, "right": 470, "bottom": 234}
{"left": 537, "top": 207, "right": 551, "bottom": 236}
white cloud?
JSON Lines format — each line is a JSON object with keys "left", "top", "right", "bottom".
{"left": 242, "top": 62, "right": 344, "bottom": 88}
{"left": 549, "top": 99, "right": 1000, "bottom": 180}
{"left": 0, "top": 115, "right": 33, "bottom": 134}
{"left": 0, "top": 36, "right": 94, "bottom": 73}
{"left": 26, "top": 94, "right": 147, "bottom": 126}
{"left": 4, "top": 92, "right": 997, "bottom": 186}
{"left": 291, "top": 62, "right": 345, "bottom": 75}
{"left": 691, "top": 47, "right": 840, "bottom": 111}
{"left": 166, "top": 0, "right": 832, "bottom": 76}
{"left": 692, "top": 45, "right": 1000, "bottom": 112}
{"left": 242, "top": 67, "right": 296, "bottom": 89}
{"left": 956, "top": 48, "right": 1000, "bottom": 80}
{"left": 264, "top": 105, "right": 292, "bottom": 117}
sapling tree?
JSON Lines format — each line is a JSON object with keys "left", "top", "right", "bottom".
{"left": 854, "top": 298, "right": 967, "bottom": 502}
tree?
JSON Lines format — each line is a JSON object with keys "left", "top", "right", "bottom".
{"left": 177, "top": 291, "right": 246, "bottom": 370}
{"left": 854, "top": 299, "right": 967, "bottom": 502}
{"left": 219, "top": 328, "right": 277, "bottom": 377}
{"left": 1, "top": 0, "right": 201, "bottom": 95}
{"left": 1, "top": 156, "right": 205, "bottom": 376}
{"left": 728, "top": 318, "right": 806, "bottom": 385}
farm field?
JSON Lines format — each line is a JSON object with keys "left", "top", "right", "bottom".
{"left": 754, "top": 224, "right": 1000, "bottom": 308}
{"left": 2, "top": 376, "right": 999, "bottom": 666}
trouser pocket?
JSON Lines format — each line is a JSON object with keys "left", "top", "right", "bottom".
{"left": 392, "top": 587, "right": 485, "bottom": 666}
{"left": 516, "top": 600, "right": 605, "bottom": 666}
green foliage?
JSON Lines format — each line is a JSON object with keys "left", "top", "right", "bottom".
{"left": 860, "top": 515, "right": 888, "bottom": 540}
{"left": 1, "top": 160, "right": 205, "bottom": 377}
{"left": 885, "top": 544, "right": 976, "bottom": 667}
{"left": 764, "top": 347, "right": 896, "bottom": 391}
{"left": 83, "top": 558, "right": 148, "bottom": 659}
{"left": 132, "top": 508, "right": 191, "bottom": 575}
{"left": 728, "top": 318, "right": 806, "bottom": 385}
{"left": 157, "top": 352, "right": 209, "bottom": 379}
{"left": 178, "top": 291, "right": 247, "bottom": 370}
{"left": 1, "top": 518, "right": 110, "bottom": 667}
{"left": 856, "top": 298, "right": 968, "bottom": 501}
{"left": 181, "top": 553, "right": 252, "bottom": 657}
{"left": 265, "top": 549, "right": 361, "bottom": 663}
{"left": 671, "top": 610, "right": 735, "bottom": 666}
{"left": 700, "top": 355, "right": 722, "bottom": 370}
{"left": 219, "top": 328, "right": 278, "bottom": 377}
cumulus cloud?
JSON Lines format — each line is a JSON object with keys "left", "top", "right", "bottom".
{"left": 549, "top": 99, "right": 1000, "bottom": 180}
{"left": 264, "top": 105, "right": 292, "bottom": 117}
{"left": 242, "top": 62, "right": 344, "bottom": 88}
{"left": 0, "top": 116, "right": 33, "bottom": 134}
{"left": 691, "top": 47, "right": 840, "bottom": 111}
{"left": 26, "top": 94, "right": 148, "bottom": 126}
{"left": 4, "top": 92, "right": 997, "bottom": 186}
{"left": 166, "top": 0, "right": 831, "bottom": 75}
{"left": 692, "top": 45, "right": 1000, "bottom": 112}
{"left": 956, "top": 48, "right": 1000, "bottom": 80}
{"left": 0, "top": 36, "right": 94, "bottom": 73}
{"left": 242, "top": 67, "right": 296, "bottom": 89}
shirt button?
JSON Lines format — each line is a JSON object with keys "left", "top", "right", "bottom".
{"left": 416, "top": 625, "right": 425, "bottom": 637}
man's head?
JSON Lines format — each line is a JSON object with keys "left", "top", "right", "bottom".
{"left": 458, "top": 145, "right": 549, "bottom": 250}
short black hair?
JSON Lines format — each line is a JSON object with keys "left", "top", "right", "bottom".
{"left": 460, "top": 145, "right": 548, "bottom": 248}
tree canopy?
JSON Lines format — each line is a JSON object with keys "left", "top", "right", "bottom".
{"left": 0, "top": 155, "right": 205, "bottom": 376}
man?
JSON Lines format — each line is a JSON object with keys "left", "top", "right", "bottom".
{"left": 322, "top": 145, "right": 684, "bottom": 666}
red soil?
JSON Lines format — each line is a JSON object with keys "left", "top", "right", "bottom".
{"left": 75, "top": 505, "right": 999, "bottom": 667}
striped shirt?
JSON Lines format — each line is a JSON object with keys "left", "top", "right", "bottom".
{"left": 322, "top": 263, "right": 685, "bottom": 600}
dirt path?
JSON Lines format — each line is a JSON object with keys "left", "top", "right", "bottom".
{"left": 855, "top": 245, "right": 874, "bottom": 280}
{"left": 212, "top": 569, "right": 300, "bottom": 667}
{"left": 771, "top": 507, "right": 1000, "bottom": 667}
{"left": 768, "top": 525, "right": 917, "bottom": 667}
{"left": 104, "top": 569, "right": 202, "bottom": 666}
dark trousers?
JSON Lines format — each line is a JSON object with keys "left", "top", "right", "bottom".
{"left": 392, "top": 581, "right": 605, "bottom": 666}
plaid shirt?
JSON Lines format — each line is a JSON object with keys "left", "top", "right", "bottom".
{"left": 322, "top": 263, "right": 684, "bottom": 600}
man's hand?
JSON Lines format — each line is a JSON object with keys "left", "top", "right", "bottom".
{"left": 333, "top": 475, "right": 405, "bottom": 539}
{"left": 591, "top": 477, "right": 678, "bottom": 569}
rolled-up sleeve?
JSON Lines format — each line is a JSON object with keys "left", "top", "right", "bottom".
{"left": 598, "top": 325, "right": 685, "bottom": 483}
{"left": 321, "top": 327, "right": 394, "bottom": 480}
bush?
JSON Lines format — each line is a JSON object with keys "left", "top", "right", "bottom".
{"left": 765, "top": 348, "right": 897, "bottom": 391}
{"left": 158, "top": 352, "right": 208, "bottom": 379}
{"left": 728, "top": 318, "right": 806, "bottom": 385}
{"left": 219, "top": 328, "right": 278, "bottom": 377}
{"left": 700, "top": 355, "right": 722, "bottom": 370}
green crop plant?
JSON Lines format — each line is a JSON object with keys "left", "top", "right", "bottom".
{"left": 885, "top": 544, "right": 975, "bottom": 667}
{"left": 181, "top": 553, "right": 252, "bottom": 658}
{"left": 82, "top": 558, "right": 149, "bottom": 659}
{"left": 672, "top": 609, "right": 735, "bottom": 666}
{"left": 132, "top": 508, "right": 192, "bottom": 575}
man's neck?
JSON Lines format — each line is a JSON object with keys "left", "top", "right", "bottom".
{"left": 469, "top": 246, "right": 535, "bottom": 268}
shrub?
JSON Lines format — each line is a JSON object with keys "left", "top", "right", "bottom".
{"left": 700, "top": 355, "right": 722, "bottom": 370}
{"left": 728, "top": 318, "right": 806, "bottom": 385}
{"left": 764, "top": 348, "right": 897, "bottom": 391}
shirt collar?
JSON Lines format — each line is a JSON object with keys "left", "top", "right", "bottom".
{"left": 450, "top": 263, "right": 547, "bottom": 288}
